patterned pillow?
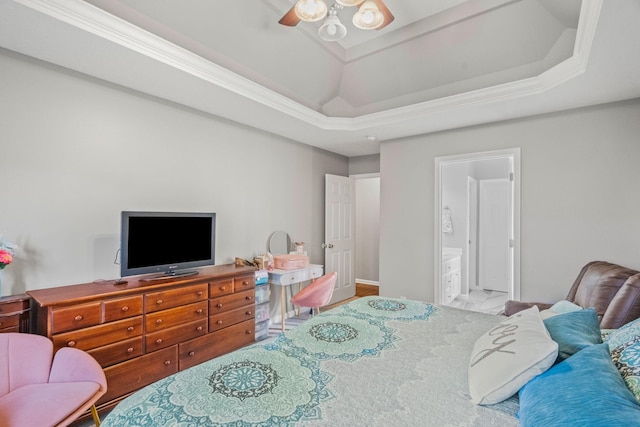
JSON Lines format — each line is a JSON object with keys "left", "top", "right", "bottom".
{"left": 605, "top": 317, "right": 640, "bottom": 402}
{"left": 468, "top": 306, "right": 558, "bottom": 405}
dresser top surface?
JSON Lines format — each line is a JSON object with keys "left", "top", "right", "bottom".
{"left": 28, "top": 264, "right": 257, "bottom": 307}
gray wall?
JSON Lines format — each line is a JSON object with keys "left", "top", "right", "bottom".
{"left": 0, "top": 49, "right": 348, "bottom": 293}
{"left": 380, "top": 98, "right": 640, "bottom": 303}
{"left": 349, "top": 154, "right": 380, "bottom": 175}
{"left": 355, "top": 177, "right": 380, "bottom": 283}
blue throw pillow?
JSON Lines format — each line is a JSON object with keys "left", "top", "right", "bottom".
{"left": 518, "top": 343, "right": 640, "bottom": 427}
{"left": 543, "top": 308, "right": 602, "bottom": 361}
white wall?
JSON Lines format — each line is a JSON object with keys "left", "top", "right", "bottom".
{"left": 380, "top": 98, "right": 640, "bottom": 303}
{"left": 0, "top": 49, "right": 348, "bottom": 294}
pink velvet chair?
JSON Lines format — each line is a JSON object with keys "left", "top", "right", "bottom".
{"left": 291, "top": 272, "right": 337, "bottom": 315}
{"left": 0, "top": 333, "right": 107, "bottom": 427}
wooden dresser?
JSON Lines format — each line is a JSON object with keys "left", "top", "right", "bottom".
{"left": 0, "top": 294, "right": 30, "bottom": 333}
{"left": 27, "top": 264, "right": 257, "bottom": 416}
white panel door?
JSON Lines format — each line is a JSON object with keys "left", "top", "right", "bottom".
{"left": 478, "top": 179, "right": 512, "bottom": 292}
{"left": 325, "top": 174, "right": 356, "bottom": 303}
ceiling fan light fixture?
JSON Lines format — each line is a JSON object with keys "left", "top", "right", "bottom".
{"left": 318, "top": 12, "right": 347, "bottom": 41}
{"left": 352, "top": 0, "right": 384, "bottom": 30}
{"left": 294, "top": 0, "right": 328, "bottom": 22}
{"left": 335, "top": 0, "right": 364, "bottom": 6}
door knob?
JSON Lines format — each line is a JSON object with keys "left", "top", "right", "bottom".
{"left": 322, "top": 243, "right": 334, "bottom": 249}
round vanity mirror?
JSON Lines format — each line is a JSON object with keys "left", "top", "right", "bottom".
{"left": 268, "top": 231, "right": 292, "bottom": 255}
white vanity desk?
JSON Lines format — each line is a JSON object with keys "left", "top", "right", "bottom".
{"left": 268, "top": 264, "right": 324, "bottom": 331}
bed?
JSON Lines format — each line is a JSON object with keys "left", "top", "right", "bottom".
{"left": 102, "top": 296, "right": 519, "bottom": 426}
{"left": 102, "top": 297, "right": 640, "bottom": 427}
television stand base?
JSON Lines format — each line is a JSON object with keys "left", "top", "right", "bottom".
{"left": 140, "top": 270, "right": 199, "bottom": 282}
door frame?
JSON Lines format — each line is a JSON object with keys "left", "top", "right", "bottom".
{"left": 434, "top": 148, "right": 521, "bottom": 305}
{"left": 466, "top": 176, "right": 478, "bottom": 295}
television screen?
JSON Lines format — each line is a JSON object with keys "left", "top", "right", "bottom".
{"left": 120, "top": 211, "right": 216, "bottom": 278}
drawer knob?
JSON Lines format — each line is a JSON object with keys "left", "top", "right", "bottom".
{"left": 156, "top": 319, "right": 163, "bottom": 325}
{"left": 188, "top": 351, "right": 195, "bottom": 357}
{"left": 245, "top": 330, "right": 252, "bottom": 335}
{"left": 196, "top": 326, "right": 203, "bottom": 332}
{"left": 197, "top": 291, "right": 203, "bottom": 296}
{"left": 217, "top": 320, "right": 223, "bottom": 325}
{"left": 220, "top": 287, "right": 226, "bottom": 291}
{"left": 127, "top": 326, "right": 135, "bottom": 332}
{"left": 164, "top": 360, "right": 171, "bottom": 366}
{"left": 67, "top": 341, "right": 76, "bottom": 347}
{"left": 74, "top": 315, "right": 83, "bottom": 321}
{"left": 196, "top": 309, "right": 203, "bottom": 314}
{"left": 245, "top": 296, "right": 253, "bottom": 301}
{"left": 156, "top": 339, "right": 163, "bottom": 345}
{"left": 243, "top": 281, "right": 249, "bottom": 285}
{"left": 217, "top": 303, "right": 223, "bottom": 308}
{"left": 121, "top": 306, "right": 129, "bottom": 312}
{"left": 127, "top": 347, "right": 134, "bottom": 353}
{"left": 246, "top": 311, "right": 252, "bottom": 315}
{"left": 156, "top": 299, "right": 163, "bottom": 305}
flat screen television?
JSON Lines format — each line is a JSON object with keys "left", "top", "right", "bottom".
{"left": 120, "top": 211, "right": 216, "bottom": 279}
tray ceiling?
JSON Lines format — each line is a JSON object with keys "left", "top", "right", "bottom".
{"left": 1, "top": 0, "right": 639, "bottom": 156}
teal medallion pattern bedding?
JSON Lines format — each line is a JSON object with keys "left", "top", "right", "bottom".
{"left": 102, "top": 296, "right": 518, "bottom": 426}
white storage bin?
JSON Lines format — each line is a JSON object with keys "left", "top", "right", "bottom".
{"left": 255, "top": 285, "right": 270, "bottom": 304}
{"left": 255, "top": 302, "right": 270, "bottom": 322}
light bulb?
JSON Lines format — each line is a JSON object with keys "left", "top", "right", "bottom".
{"left": 352, "top": 1, "right": 384, "bottom": 29}
{"left": 300, "top": 0, "right": 316, "bottom": 15}
{"left": 328, "top": 24, "right": 337, "bottom": 35}
{"left": 295, "top": 0, "right": 328, "bottom": 22}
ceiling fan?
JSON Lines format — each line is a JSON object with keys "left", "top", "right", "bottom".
{"left": 279, "top": 0, "right": 395, "bottom": 42}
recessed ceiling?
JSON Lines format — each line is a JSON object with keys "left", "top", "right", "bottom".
{"left": 0, "top": 0, "right": 639, "bottom": 156}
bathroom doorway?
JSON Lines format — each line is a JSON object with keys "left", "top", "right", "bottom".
{"left": 434, "top": 149, "right": 521, "bottom": 311}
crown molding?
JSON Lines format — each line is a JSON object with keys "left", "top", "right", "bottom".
{"left": 12, "top": 0, "right": 603, "bottom": 134}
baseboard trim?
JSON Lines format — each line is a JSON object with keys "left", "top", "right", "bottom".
{"left": 355, "top": 279, "right": 379, "bottom": 286}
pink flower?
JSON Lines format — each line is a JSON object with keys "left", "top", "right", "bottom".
{"left": 0, "top": 249, "right": 12, "bottom": 267}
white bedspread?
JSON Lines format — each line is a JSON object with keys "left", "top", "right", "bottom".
{"left": 102, "top": 296, "right": 518, "bottom": 426}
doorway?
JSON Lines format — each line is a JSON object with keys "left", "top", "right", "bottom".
{"left": 324, "top": 173, "right": 380, "bottom": 304}
{"left": 434, "top": 149, "right": 520, "bottom": 310}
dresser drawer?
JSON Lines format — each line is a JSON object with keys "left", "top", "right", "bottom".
{"left": 88, "top": 336, "right": 143, "bottom": 367}
{"left": 145, "top": 301, "right": 208, "bottom": 333}
{"left": 0, "top": 299, "right": 28, "bottom": 315}
{"left": 209, "top": 278, "right": 234, "bottom": 297}
{"left": 209, "top": 306, "right": 255, "bottom": 332}
{"left": 51, "top": 302, "right": 102, "bottom": 333}
{"left": 145, "top": 319, "right": 208, "bottom": 353}
{"left": 0, "top": 314, "right": 19, "bottom": 331}
{"left": 209, "top": 319, "right": 255, "bottom": 358}
{"left": 234, "top": 274, "right": 256, "bottom": 292}
{"left": 103, "top": 295, "right": 143, "bottom": 323}
{"left": 209, "top": 289, "right": 255, "bottom": 314}
{"left": 178, "top": 332, "right": 220, "bottom": 371}
{"left": 52, "top": 316, "right": 143, "bottom": 352}
{"left": 98, "top": 345, "right": 178, "bottom": 406}
{"left": 145, "top": 283, "right": 208, "bottom": 313}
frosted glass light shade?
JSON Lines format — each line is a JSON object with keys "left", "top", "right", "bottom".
{"left": 336, "top": 0, "right": 364, "bottom": 6}
{"left": 352, "top": 0, "right": 384, "bottom": 29}
{"left": 295, "top": 0, "right": 328, "bottom": 22}
{"left": 318, "top": 14, "right": 347, "bottom": 41}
